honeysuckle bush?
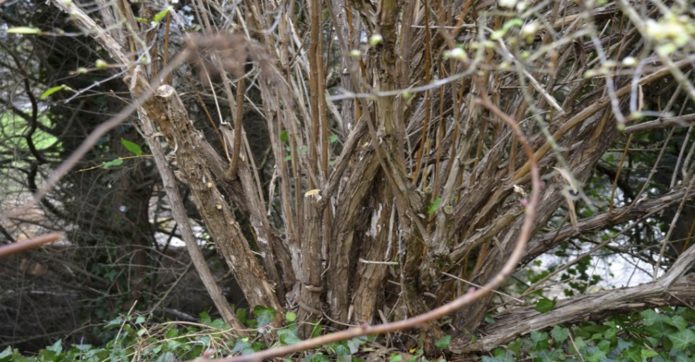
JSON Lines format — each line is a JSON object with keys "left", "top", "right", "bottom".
{"left": 2, "top": 0, "right": 695, "bottom": 360}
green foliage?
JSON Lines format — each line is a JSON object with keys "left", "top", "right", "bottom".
{"left": 435, "top": 335, "right": 451, "bottom": 350}
{"left": 101, "top": 158, "right": 124, "bottom": 169}
{"left": 0, "top": 113, "right": 59, "bottom": 155}
{"left": 488, "top": 307, "right": 695, "bottom": 361}
{"left": 426, "top": 197, "right": 442, "bottom": 215}
{"left": 5, "top": 303, "right": 693, "bottom": 362}
{"left": 2, "top": 307, "right": 406, "bottom": 361}
{"left": 151, "top": 6, "right": 173, "bottom": 24}
{"left": 120, "top": 138, "right": 143, "bottom": 156}
{"left": 39, "top": 85, "right": 73, "bottom": 100}
{"left": 534, "top": 297, "right": 556, "bottom": 313}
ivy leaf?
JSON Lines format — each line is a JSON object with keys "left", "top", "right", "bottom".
{"left": 640, "top": 348, "right": 659, "bottom": 359}
{"left": 534, "top": 298, "right": 556, "bottom": 313}
{"left": 46, "top": 340, "right": 62, "bottom": 354}
{"left": 550, "top": 326, "right": 569, "bottom": 343}
{"left": 346, "top": 337, "right": 364, "bottom": 353}
{"left": 640, "top": 309, "right": 660, "bottom": 326}
{"left": 306, "top": 353, "right": 330, "bottom": 362}
{"left": 120, "top": 138, "right": 143, "bottom": 156}
{"left": 199, "top": 311, "right": 211, "bottom": 324}
{"left": 0, "top": 347, "right": 13, "bottom": 359}
{"left": 279, "top": 130, "right": 289, "bottom": 143}
{"left": 482, "top": 354, "right": 514, "bottom": 362}
{"left": 332, "top": 344, "right": 350, "bottom": 356}
{"left": 231, "top": 338, "right": 254, "bottom": 355}
{"left": 6, "top": 27, "right": 42, "bottom": 35}
{"left": 253, "top": 306, "right": 276, "bottom": 328}
{"left": 389, "top": 354, "right": 403, "bottom": 362}
{"left": 277, "top": 329, "right": 301, "bottom": 345}
{"left": 530, "top": 331, "right": 548, "bottom": 344}
{"left": 102, "top": 158, "right": 124, "bottom": 169}
{"left": 667, "top": 329, "right": 695, "bottom": 351}
{"left": 668, "top": 315, "right": 688, "bottom": 330}
{"left": 106, "top": 316, "right": 124, "bottom": 327}
{"left": 435, "top": 335, "right": 452, "bottom": 349}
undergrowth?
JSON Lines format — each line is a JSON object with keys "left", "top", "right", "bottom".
{"left": 2, "top": 307, "right": 692, "bottom": 361}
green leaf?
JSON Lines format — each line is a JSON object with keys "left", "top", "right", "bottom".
{"left": 285, "top": 311, "right": 297, "bottom": 322}
{"left": 102, "top": 158, "right": 124, "bottom": 169}
{"left": 235, "top": 308, "right": 248, "bottom": 325}
{"left": 667, "top": 329, "right": 695, "bottom": 351}
{"left": 307, "top": 353, "right": 330, "bottom": 362}
{"left": 530, "top": 331, "right": 548, "bottom": 344}
{"left": 0, "top": 347, "right": 13, "bottom": 359}
{"left": 253, "top": 306, "right": 276, "bottom": 328}
{"left": 427, "top": 197, "right": 442, "bottom": 215}
{"left": 347, "top": 337, "right": 364, "bottom": 353}
{"left": 534, "top": 298, "right": 556, "bottom": 313}
{"left": 435, "top": 335, "right": 452, "bottom": 349}
{"left": 550, "top": 326, "right": 569, "bottom": 343}
{"left": 280, "top": 130, "right": 289, "bottom": 143}
{"left": 331, "top": 343, "right": 350, "bottom": 356}
{"left": 152, "top": 6, "right": 173, "bottom": 24}
{"left": 482, "top": 355, "right": 514, "bottom": 362}
{"left": 40, "top": 84, "right": 71, "bottom": 100}
{"left": 231, "top": 338, "right": 254, "bottom": 355}
{"left": 106, "top": 316, "right": 124, "bottom": 327}
{"left": 155, "top": 352, "right": 177, "bottom": 362}
{"left": 389, "top": 354, "right": 403, "bottom": 362}
{"left": 669, "top": 315, "right": 688, "bottom": 330}
{"left": 199, "top": 311, "right": 211, "bottom": 324}
{"left": 277, "top": 329, "right": 301, "bottom": 345}
{"left": 640, "top": 348, "right": 659, "bottom": 359}
{"left": 120, "top": 138, "right": 143, "bottom": 156}
{"left": 6, "top": 27, "right": 42, "bottom": 35}
{"left": 310, "top": 323, "right": 323, "bottom": 338}
{"left": 640, "top": 309, "right": 661, "bottom": 326}
{"left": 210, "top": 318, "right": 226, "bottom": 329}
{"left": 164, "top": 327, "right": 178, "bottom": 339}
{"left": 46, "top": 339, "right": 62, "bottom": 354}
{"left": 329, "top": 133, "right": 339, "bottom": 144}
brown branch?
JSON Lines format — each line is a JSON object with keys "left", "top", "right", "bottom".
{"left": 625, "top": 113, "right": 695, "bottom": 133}
{"left": 137, "top": 81, "right": 246, "bottom": 332}
{"left": 151, "top": 84, "right": 282, "bottom": 311}
{"left": 513, "top": 55, "right": 695, "bottom": 182}
{"left": 461, "top": 244, "right": 695, "bottom": 352}
{"left": 525, "top": 186, "right": 695, "bottom": 262}
{"left": 0, "top": 232, "right": 62, "bottom": 258}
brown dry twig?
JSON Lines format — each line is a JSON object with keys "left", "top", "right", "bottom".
{"left": 0, "top": 232, "right": 63, "bottom": 258}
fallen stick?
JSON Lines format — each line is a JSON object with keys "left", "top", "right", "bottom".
{"left": 0, "top": 232, "right": 63, "bottom": 258}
